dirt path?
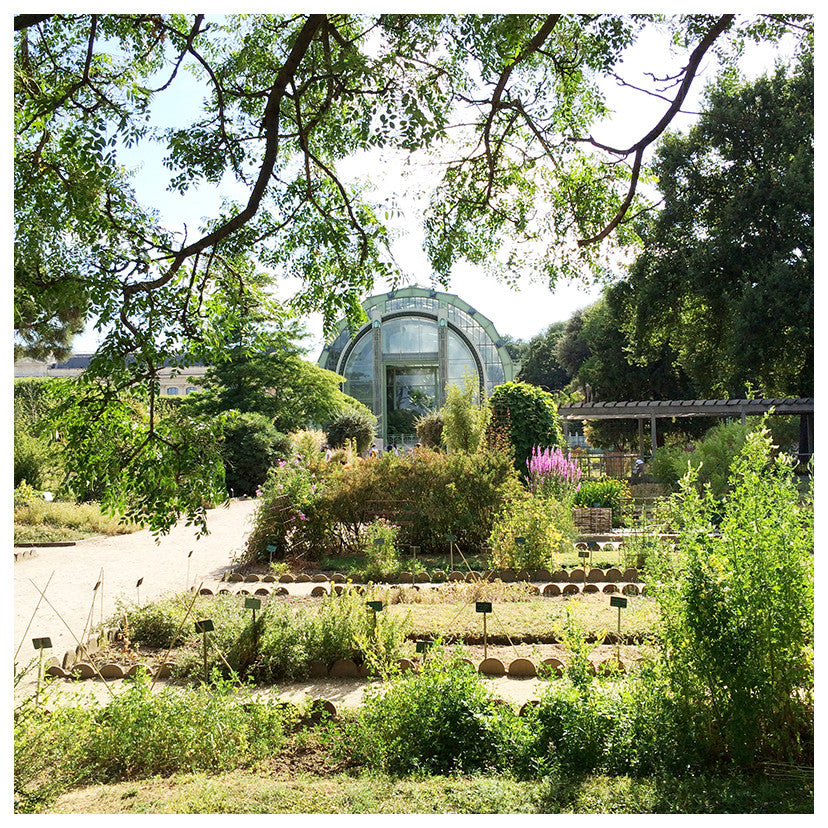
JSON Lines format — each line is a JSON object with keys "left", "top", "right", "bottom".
{"left": 13, "top": 499, "right": 566, "bottom": 711}
{"left": 14, "top": 498, "right": 259, "bottom": 671}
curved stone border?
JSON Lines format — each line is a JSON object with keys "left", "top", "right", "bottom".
{"left": 219, "top": 566, "right": 642, "bottom": 587}
{"left": 49, "top": 647, "right": 637, "bottom": 684}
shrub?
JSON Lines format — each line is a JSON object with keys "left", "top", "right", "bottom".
{"left": 488, "top": 382, "right": 564, "bottom": 474}
{"left": 244, "top": 459, "right": 329, "bottom": 562}
{"left": 415, "top": 410, "right": 444, "bottom": 448}
{"left": 488, "top": 494, "right": 572, "bottom": 571}
{"left": 220, "top": 411, "right": 292, "bottom": 496}
{"left": 650, "top": 419, "right": 757, "bottom": 496}
{"left": 361, "top": 518, "right": 401, "bottom": 580}
{"left": 572, "top": 477, "right": 630, "bottom": 526}
{"left": 290, "top": 428, "right": 327, "bottom": 468}
{"left": 14, "top": 430, "right": 58, "bottom": 490}
{"left": 441, "top": 374, "right": 489, "bottom": 453}
{"left": 325, "top": 406, "right": 377, "bottom": 455}
{"left": 349, "top": 654, "right": 527, "bottom": 774}
{"left": 648, "top": 423, "right": 814, "bottom": 767}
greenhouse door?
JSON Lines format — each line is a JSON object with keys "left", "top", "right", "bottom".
{"left": 385, "top": 365, "right": 437, "bottom": 444}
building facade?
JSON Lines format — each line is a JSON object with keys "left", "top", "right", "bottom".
{"left": 14, "top": 354, "right": 207, "bottom": 396}
{"left": 317, "top": 286, "right": 515, "bottom": 445}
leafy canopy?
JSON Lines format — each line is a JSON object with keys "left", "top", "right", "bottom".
{"left": 611, "top": 48, "right": 814, "bottom": 397}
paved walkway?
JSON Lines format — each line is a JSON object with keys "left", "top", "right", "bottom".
{"left": 14, "top": 498, "right": 259, "bottom": 669}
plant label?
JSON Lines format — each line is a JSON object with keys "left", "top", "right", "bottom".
{"left": 195, "top": 619, "right": 214, "bottom": 633}
{"left": 366, "top": 601, "right": 383, "bottom": 612}
{"left": 476, "top": 601, "right": 492, "bottom": 613}
{"left": 32, "top": 637, "right": 52, "bottom": 650}
{"left": 445, "top": 533, "right": 457, "bottom": 542}
{"left": 244, "top": 597, "right": 261, "bottom": 610}
{"left": 610, "top": 596, "right": 628, "bottom": 608}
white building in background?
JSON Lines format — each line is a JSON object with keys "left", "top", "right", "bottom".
{"left": 13, "top": 354, "right": 208, "bottom": 396}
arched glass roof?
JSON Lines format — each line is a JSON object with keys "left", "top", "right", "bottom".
{"left": 318, "top": 286, "right": 515, "bottom": 443}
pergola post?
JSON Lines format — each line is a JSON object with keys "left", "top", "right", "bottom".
{"left": 650, "top": 414, "right": 657, "bottom": 457}
{"left": 638, "top": 418, "right": 644, "bottom": 457}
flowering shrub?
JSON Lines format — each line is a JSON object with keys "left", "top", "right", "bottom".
{"left": 244, "top": 457, "right": 330, "bottom": 562}
{"left": 526, "top": 445, "right": 582, "bottom": 503}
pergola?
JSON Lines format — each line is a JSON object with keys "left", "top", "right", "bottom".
{"left": 558, "top": 398, "right": 814, "bottom": 461}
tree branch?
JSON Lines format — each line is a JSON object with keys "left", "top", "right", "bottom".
{"left": 577, "top": 14, "right": 735, "bottom": 247}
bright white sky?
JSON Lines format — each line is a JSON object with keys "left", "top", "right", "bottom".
{"left": 64, "top": 11, "right": 802, "bottom": 359}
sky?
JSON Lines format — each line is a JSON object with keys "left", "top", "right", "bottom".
{"left": 63, "top": 11, "right": 803, "bottom": 361}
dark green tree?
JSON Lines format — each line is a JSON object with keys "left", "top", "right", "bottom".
{"left": 488, "top": 381, "right": 564, "bottom": 473}
{"left": 614, "top": 49, "right": 814, "bottom": 397}
{"left": 517, "top": 321, "right": 570, "bottom": 391}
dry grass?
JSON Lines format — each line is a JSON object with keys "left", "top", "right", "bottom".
{"left": 14, "top": 500, "right": 139, "bottom": 543}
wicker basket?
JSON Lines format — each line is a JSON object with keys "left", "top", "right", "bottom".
{"left": 572, "top": 507, "right": 613, "bottom": 534}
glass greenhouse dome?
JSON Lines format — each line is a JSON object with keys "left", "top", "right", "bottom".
{"left": 318, "top": 286, "right": 516, "bottom": 446}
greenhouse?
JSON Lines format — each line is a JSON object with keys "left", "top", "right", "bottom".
{"left": 318, "top": 286, "right": 516, "bottom": 446}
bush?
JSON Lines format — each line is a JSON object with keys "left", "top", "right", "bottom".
{"left": 572, "top": 477, "right": 630, "bottom": 526}
{"left": 325, "top": 406, "right": 377, "bottom": 455}
{"left": 349, "top": 654, "right": 528, "bottom": 774}
{"left": 488, "top": 382, "right": 564, "bottom": 474}
{"left": 323, "top": 447, "right": 524, "bottom": 557}
{"left": 441, "top": 375, "right": 489, "bottom": 453}
{"left": 244, "top": 458, "right": 329, "bottom": 562}
{"left": 648, "top": 423, "right": 814, "bottom": 767}
{"left": 415, "top": 410, "right": 444, "bottom": 448}
{"left": 361, "top": 518, "right": 401, "bottom": 580}
{"left": 14, "top": 430, "right": 58, "bottom": 490}
{"left": 650, "top": 419, "right": 757, "bottom": 496}
{"left": 488, "top": 494, "right": 573, "bottom": 571}
{"left": 220, "top": 411, "right": 292, "bottom": 496}
{"left": 14, "top": 672, "right": 295, "bottom": 810}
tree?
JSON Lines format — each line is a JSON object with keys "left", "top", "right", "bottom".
{"left": 488, "top": 381, "right": 564, "bottom": 473}
{"left": 13, "top": 13, "right": 811, "bottom": 532}
{"left": 612, "top": 49, "right": 813, "bottom": 397}
{"left": 517, "top": 321, "right": 570, "bottom": 391}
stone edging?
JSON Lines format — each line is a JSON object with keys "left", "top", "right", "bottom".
{"left": 225, "top": 566, "right": 642, "bottom": 585}
{"left": 44, "top": 648, "right": 628, "bottom": 683}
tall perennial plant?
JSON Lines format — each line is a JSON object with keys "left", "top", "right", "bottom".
{"left": 526, "top": 445, "right": 582, "bottom": 503}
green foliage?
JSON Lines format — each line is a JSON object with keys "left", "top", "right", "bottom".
{"left": 649, "top": 419, "right": 754, "bottom": 496}
{"left": 488, "top": 381, "right": 564, "bottom": 473}
{"left": 325, "top": 406, "right": 378, "bottom": 456}
{"left": 488, "top": 494, "right": 573, "bottom": 571}
{"left": 244, "top": 458, "right": 327, "bottom": 562}
{"left": 647, "top": 424, "right": 813, "bottom": 767}
{"left": 441, "top": 375, "right": 490, "bottom": 453}
{"left": 14, "top": 13, "right": 811, "bottom": 536}
{"left": 14, "top": 494, "right": 136, "bottom": 543}
{"left": 415, "top": 409, "right": 444, "bottom": 448}
{"left": 361, "top": 518, "right": 402, "bottom": 580}
{"left": 517, "top": 321, "right": 570, "bottom": 391}
{"left": 572, "top": 477, "right": 630, "bottom": 526}
{"left": 219, "top": 411, "right": 292, "bottom": 497}
{"left": 349, "top": 654, "right": 528, "bottom": 775}
{"left": 13, "top": 672, "right": 295, "bottom": 810}
{"left": 14, "top": 430, "right": 56, "bottom": 490}
{"left": 615, "top": 49, "right": 813, "bottom": 397}
{"left": 184, "top": 324, "right": 360, "bottom": 435}
{"left": 245, "top": 446, "right": 523, "bottom": 562}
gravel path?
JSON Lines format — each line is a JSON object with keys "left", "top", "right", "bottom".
{"left": 13, "top": 498, "right": 547, "bottom": 711}
{"left": 14, "top": 498, "right": 259, "bottom": 670}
